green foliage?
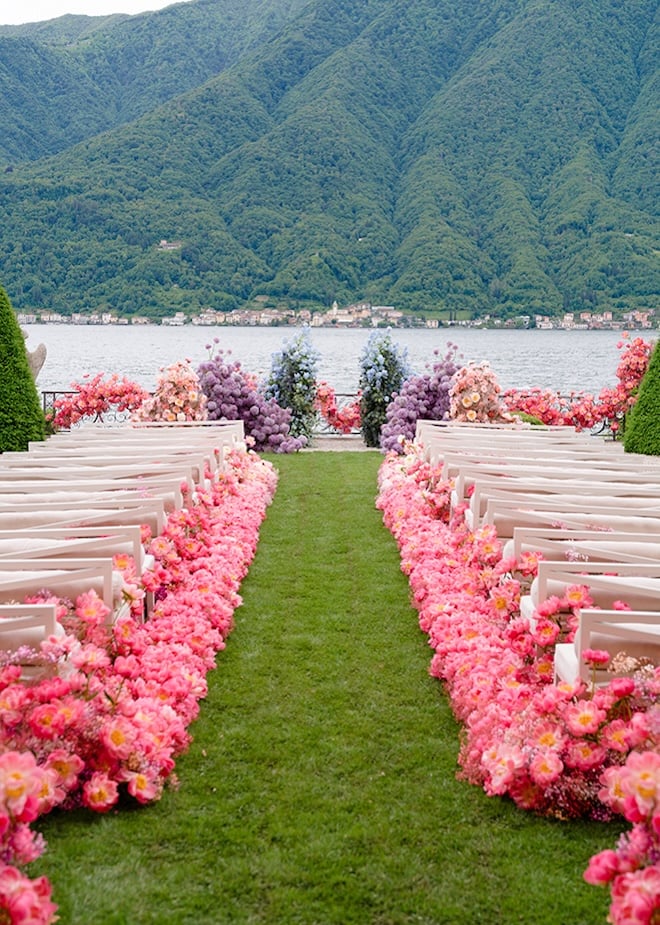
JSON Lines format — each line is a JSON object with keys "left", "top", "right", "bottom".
{"left": 0, "top": 0, "right": 311, "bottom": 163}
{"left": 359, "top": 331, "right": 409, "bottom": 447}
{"left": 0, "top": 285, "right": 45, "bottom": 451}
{"left": 0, "top": 0, "right": 657, "bottom": 319}
{"left": 623, "top": 339, "right": 660, "bottom": 456}
{"left": 512, "top": 411, "right": 545, "bottom": 425}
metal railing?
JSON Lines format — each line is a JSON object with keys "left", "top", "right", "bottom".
{"left": 42, "top": 390, "right": 363, "bottom": 434}
{"left": 41, "top": 391, "right": 135, "bottom": 428}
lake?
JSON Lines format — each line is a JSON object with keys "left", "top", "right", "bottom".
{"left": 22, "top": 323, "right": 651, "bottom": 396}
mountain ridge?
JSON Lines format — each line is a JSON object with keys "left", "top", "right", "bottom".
{"left": 0, "top": 0, "right": 657, "bottom": 320}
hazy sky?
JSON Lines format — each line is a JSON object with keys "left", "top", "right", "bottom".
{"left": 0, "top": 0, "right": 189, "bottom": 25}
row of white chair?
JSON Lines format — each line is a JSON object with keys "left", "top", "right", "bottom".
{"left": 0, "top": 420, "right": 245, "bottom": 677}
{"left": 415, "top": 420, "right": 660, "bottom": 687}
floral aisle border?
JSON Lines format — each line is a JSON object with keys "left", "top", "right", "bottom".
{"left": 0, "top": 447, "right": 278, "bottom": 923}
{"left": 376, "top": 445, "right": 659, "bottom": 924}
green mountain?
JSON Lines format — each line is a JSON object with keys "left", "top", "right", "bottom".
{"left": 0, "top": 0, "right": 657, "bottom": 320}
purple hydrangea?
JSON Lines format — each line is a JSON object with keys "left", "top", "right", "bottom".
{"left": 380, "top": 343, "right": 463, "bottom": 453}
{"left": 197, "top": 349, "right": 306, "bottom": 453}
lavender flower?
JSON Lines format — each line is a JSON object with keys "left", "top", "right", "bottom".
{"left": 380, "top": 344, "right": 463, "bottom": 453}
{"left": 197, "top": 349, "right": 306, "bottom": 453}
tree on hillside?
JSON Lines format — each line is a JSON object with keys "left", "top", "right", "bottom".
{"left": 0, "top": 285, "right": 46, "bottom": 451}
{"left": 623, "top": 339, "right": 660, "bottom": 456}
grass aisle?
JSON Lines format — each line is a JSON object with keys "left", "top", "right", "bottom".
{"left": 34, "top": 452, "right": 614, "bottom": 924}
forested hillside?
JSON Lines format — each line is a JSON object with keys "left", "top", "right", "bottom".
{"left": 0, "top": 0, "right": 310, "bottom": 162}
{"left": 0, "top": 0, "right": 657, "bottom": 320}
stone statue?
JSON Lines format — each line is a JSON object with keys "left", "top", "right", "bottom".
{"left": 21, "top": 328, "right": 47, "bottom": 381}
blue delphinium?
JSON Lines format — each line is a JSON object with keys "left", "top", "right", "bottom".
{"left": 359, "top": 331, "right": 410, "bottom": 448}
{"left": 264, "top": 329, "right": 320, "bottom": 439}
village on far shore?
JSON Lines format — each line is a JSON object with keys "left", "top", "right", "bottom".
{"left": 16, "top": 301, "right": 656, "bottom": 331}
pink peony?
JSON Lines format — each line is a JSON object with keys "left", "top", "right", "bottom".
{"left": 564, "top": 700, "right": 607, "bottom": 737}
{"left": 582, "top": 648, "right": 611, "bottom": 667}
{"left": 530, "top": 750, "right": 564, "bottom": 786}
{"left": 0, "top": 865, "right": 58, "bottom": 925}
{"left": 584, "top": 849, "right": 620, "bottom": 885}
{"left": 82, "top": 772, "right": 119, "bottom": 813}
{"left": 0, "top": 753, "right": 45, "bottom": 823}
{"left": 610, "top": 867, "right": 660, "bottom": 925}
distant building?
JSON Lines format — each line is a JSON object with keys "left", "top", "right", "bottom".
{"left": 39, "top": 312, "right": 65, "bottom": 323}
{"left": 161, "top": 312, "right": 186, "bottom": 326}
{"left": 191, "top": 310, "right": 224, "bottom": 325}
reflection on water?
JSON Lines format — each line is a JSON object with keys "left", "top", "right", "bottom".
{"left": 23, "top": 323, "right": 652, "bottom": 396}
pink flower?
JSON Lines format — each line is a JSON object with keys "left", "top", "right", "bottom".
{"left": 601, "top": 720, "right": 632, "bottom": 753}
{"left": 0, "top": 686, "right": 29, "bottom": 728}
{"left": 481, "top": 743, "right": 525, "bottom": 795}
{"left": 610, "top": 677, "right": 637, "bottom": 699}
{"left": 531, "top": 619, "right": 560, "bottom": 647}
{"left": 600, "top": 765, "right": 628, "bottom": 815}
{"left": 582, "top": 648, "right": 611, "bottom": 667}
{"left": 8, "top": 824, "right": 47, "bottom": 865}
{"left": 82, "top": 772, "right": 119, "bottom": 813}
{"left": 43, "top": 750, "right": 85, "bottom": 792}
{"left": 101, "top": 716, "right": 137, "bottom": 761}
{"left": 584, "top": 849, "right": 620, "bottom": 885}
{"left": 564, "top": 700, "right": 607, "bottom": 737}
{"left": 565, "top": 584, "right": 594, "bottom": 609}
{"left": 75, "top": 590, "right": 111, "bottom": 627}
{"left": 70, "top": 643, "right": 111, "bottom": 672}
{"left": 530, "top": 750, "right": 564, "bottom": 786}
{"left": 0, "top": 865, "right": 58, "bottom": 925}
{"left": 122, "top": 771, "right": 161, "bottom": 804}
{"left": 0, "top": 752, "right": 46, "bottom": 823}
{"left": 564, "top": 739, "right": 608, "bottom": 772}
{"left": 610, "top": 867, "right": 660, "bottom": 925}
{"left": 620, "top": 751, "right": 660, "bottom": 822}
{"left": 532, "top": 723, "right": 565, "bottom": 752}
{"left": 535, "top": 595, "right": 566, "bottom": 619}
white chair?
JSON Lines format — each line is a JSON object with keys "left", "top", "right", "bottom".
{"left": 450, "top": 462, "right": 660, "bottom": 509}
{"left": 483, "top": 497, "right": 660, "bottom": 540}
{"left": 0, "top": 459, "right": 205, "bottom": 490}
{"left": 440, "top": 449, "right": 659, "bottom": 481}
{"left": 0, "top": 603, "right": 61, "bottom": 681}
{"left": 0, "top": 499, "right": 167, "bottom": 537}
{"left": 0, "top": 558, "right": 118, "bottom": 617}
{"left": 554, "top": 608, "right": 660, "bottom": 686}
{"left": 468, "top": 485, "right": 660, "bottom": 532}
{"left": 0, "top": 478, "right": 188, "bottom": 515}
{"left": 507, "top": 527, "right": 660, "bottom": 566}
{"left": 467, "top": 478, "right": 660, "bottom": 527}
{"left": 0, "top": 525, "right": 144, "bottom": 567}
{"left": 521, "top": 561, "right": 660, "bottom": 625}
{"left": 0, "top": 526, "right": 153, "bottom": 619}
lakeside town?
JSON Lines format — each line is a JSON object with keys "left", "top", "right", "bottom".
{"left": 16, "top": 301, "right": 656, "bottom": 331}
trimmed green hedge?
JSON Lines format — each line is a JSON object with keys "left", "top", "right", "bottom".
{"left": 0, "top": 285, "right": 46, "bottom": 452}
{"left": 623, "top": 339, "right": 660, "bottom": 456}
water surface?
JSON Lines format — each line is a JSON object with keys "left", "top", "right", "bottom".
{"left": 23, "top": 324, "right": 647, "bottom": 396}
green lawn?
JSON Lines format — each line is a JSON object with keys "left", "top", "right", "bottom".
{"left": 33, "top": 452, "right": 616, "bottom": 924}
